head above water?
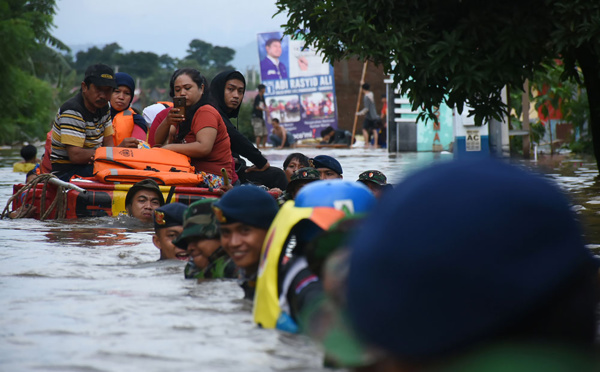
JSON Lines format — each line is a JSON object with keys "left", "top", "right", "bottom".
{"left": 346, "top": 159, "right": 600, "bottom": 363}
{"left": 283, "top": 152, "right": 310, "bottom": 182}
{"left": 312, "top": 155, "right": 343, "bottom": 179}
{"left": 20, "top": 144, "right": 37, "bottom": 162}
{"left": 125, "top": 179, "right": 165, "bottom": 223}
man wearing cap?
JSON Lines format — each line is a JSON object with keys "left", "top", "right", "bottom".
{"left": 152, "top": 202, "right": 188, "bottom": 260}
{"left": 172, "top": 199, "right": 237, "bottom": 280}
{"left": 50, "top": 63, "right": 137, "bottom": 182}
{"left": 279, "top": 167, "right": 321, "bottom": 205}
{"left": 356, "top": 170, "right": 391, "bottom": 198}
{"left": 125, "top": 179, "right": 165, "bottom": 224}
{"left": 212, "top": 185, "right": 279, "bottom": 299}
{"left": 312, "top": 155, "right": 343, "bottom": 180}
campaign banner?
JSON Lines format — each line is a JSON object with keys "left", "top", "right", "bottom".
{"left": 257, "top": 32, "right": 338, "bottom": 140}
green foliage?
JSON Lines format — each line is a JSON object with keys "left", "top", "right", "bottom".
{"left": 186, "top": 39, "right": 236, "bottom": 70}
{"left": 276, "top": 0, "right": 600, "bottom": 127}
{"left": 236, "top": 101, "right": 257, "bottom": 142}
{"left": 0, "top": 0, "right": 69, "bottom": 144}
{"left": 1, "top": 68, "right": 55, "bottom": 144}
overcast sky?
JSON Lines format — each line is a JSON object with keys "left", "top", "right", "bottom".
{"left": 53, "top": 0, "right": 290, "bottom": 58}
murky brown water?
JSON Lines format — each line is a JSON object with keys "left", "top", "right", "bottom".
{"left": 0, "top": 146, "right": 598, "bottom": 371}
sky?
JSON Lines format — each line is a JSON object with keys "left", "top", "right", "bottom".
{"left": 52, "top": 0, "right": 290, "bottom": 64}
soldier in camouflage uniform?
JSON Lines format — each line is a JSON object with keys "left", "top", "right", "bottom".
{"left": 278, "top": 167, "right": 321, "bottom": 205}
{"left": 356, "top": 170, "right": 392, "bottom": 198}
{"left": 172, "top": 198, "right": 237, "bottom": 280}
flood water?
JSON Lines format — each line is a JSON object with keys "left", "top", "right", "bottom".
{"left": 1, "top": 146, "right": 599, "bottom": 371}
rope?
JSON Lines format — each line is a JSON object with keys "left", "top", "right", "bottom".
{"left": 1, "top": 174, "right": 68, "bottom": 220}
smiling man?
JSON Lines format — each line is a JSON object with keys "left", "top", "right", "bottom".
{"left": 125, "top": 179, "right": 165, "bottom": 224}
{"left": 212, "top": 185, "right": 279, "bottom": 299}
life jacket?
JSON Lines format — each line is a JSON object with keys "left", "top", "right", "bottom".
{"left": 253, "top": 201, "right": 346, "bottom": 331}
{"left": 93, "top": 147, "right": 195, "bottom": 174}
{"left": 40, "top": 130, "right": 52, "bottom": 174}
{"left": 94, "top": 168, "right": 205, "bottom": 186}
{"left": 112, "top": 108, "right": 137, "bottom": 146}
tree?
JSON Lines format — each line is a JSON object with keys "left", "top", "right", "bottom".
{"left": 0, "top": 0, "right": 69, "bottom": 144}
{"left": 277, "top": 0, "right": 600, "bottom": 169}
{"left": 186, "top": 39, "right": 213, "bottom": 66}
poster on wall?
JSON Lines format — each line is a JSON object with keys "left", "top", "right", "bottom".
{"left": 257, "top": 32, "right": 338, "bottom": 140}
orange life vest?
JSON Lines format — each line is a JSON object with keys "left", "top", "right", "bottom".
{"left": 93, "top": 147, "right": 195, "bottom": 174}
{"left": 95, "top": 168, "right": 205, "bottom": 186}
{"left": 112, "top": 108, "right": 136, "bottom": 147}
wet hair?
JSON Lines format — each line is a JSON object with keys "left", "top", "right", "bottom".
{"left": 20, "top": 144, "right": 37, "bottom": 162}
{"left": 169, "top": 68, "right": 205, "bottom": 98}
{"left": 320, "top": 126, "right": 335, "bottom": 137}
{"left": 272, "top": 118, "right": 280, "bottom": 124}
{"left": 266, "top": 38, "right": 281, "bottom": 47}
{"left": 258, "top": 84, "right": 266, "bottom": 90}
{"left": 362, "top": 83, "right": 370, "bottom": 91}
{"left": 283, "top": 152, "right": 310, "bottom": 170}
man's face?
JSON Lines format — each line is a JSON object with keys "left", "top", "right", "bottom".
{"left": 266, "top": 41, "right": 282, "bottom": 58}
{"left": 284, "top": 158, "right": 306, "bottom": 181}
{"left": 318, "top": 168, "right": 343, "bottom": 180}
{"left": 224, "top": 79, "right": 245, "bottom": 111}
{"left": 153, "top": 226, "right": 187, "bottom": 260}
{"left": 219, "top": 222, "right": 266, "bottom": 274}
{"left": 187, "top": 238, "right": 221, "bottom": 270}
{"left": 127, "top": 189, "right": 162, "bottom": 223}
{"left": 82, "top": 82, "right": 113, "bottom": 110}
{"left": 111, "top": 85, "right": 132, "bottom": 112}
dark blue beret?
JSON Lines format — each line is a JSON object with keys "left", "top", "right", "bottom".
{"left": 213, "top": 185, "right": 278, "bottom": 230}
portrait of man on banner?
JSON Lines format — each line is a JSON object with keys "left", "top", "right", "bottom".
{"left": 258, "top": 33, "right": 289, "bottom": 80}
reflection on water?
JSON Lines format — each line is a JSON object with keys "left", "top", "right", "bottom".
{"left": 1, "top": 147, "right": 599, "bottom": 370}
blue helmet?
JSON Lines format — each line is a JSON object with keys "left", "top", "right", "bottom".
{"left": 294, "top": 180, "right": 376, "bottom": 214}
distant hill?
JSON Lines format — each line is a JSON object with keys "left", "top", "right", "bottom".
{"left": 231, "top": 41, "right": 259, "bottom": 72}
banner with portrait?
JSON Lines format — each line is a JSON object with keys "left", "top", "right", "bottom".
{"left": 257, "top": 32, "right": 338, "bottom": 140}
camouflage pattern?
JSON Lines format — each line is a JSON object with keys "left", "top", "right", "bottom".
{"left": 173, "top": 198, "right": 219, "bottom": 249}
{"left": 184, "top": 247, "right": 238, "bottom": 280}
{"left": 290, "top": 167, "right": 320, "bottom": 183}
{"left": 357, "top": 170, "right": 387, "bottom": 186}
{"left": 286, "top": 167, "right": 320, "bottom": 194}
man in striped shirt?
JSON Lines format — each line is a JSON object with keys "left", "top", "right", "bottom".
{"left": 50, "top": 64, "right": 122, "bottom": 181}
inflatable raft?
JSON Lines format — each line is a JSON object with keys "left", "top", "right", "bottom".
{"left": 9, "top": 178, "right": 222, "bottom": 220}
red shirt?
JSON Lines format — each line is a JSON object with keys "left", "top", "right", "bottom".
{"left": 183, "top": 105, "right": 233, "bottom": 180}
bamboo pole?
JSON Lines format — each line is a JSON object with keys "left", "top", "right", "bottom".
{"left": 350, "top": 61, "right": 369, "bottom": 147}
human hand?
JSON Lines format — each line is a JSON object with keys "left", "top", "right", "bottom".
{"left": 297, "top": 56, "right": 308, "bottom": 71}
{"left": 166, "top": 107, "right": 185, "bottom": 127}
{"left": 118, "top": 137, "right": 139, "bottom": 148}
{"left": 245, "top": 161, "right": 270, "bottom": 173}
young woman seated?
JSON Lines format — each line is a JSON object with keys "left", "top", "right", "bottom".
{"left": 153, "top": 68, "right": 234, "bottom": 188}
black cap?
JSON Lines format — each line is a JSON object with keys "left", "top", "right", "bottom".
{"left": 125, "top": 179, "right": 165, "bottom": 207}
{"left": 84, "top": 64, "right": 117, "bottom": 88}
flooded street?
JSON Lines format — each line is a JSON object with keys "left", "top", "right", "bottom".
{"left": 1, "top": 146, "right": 598, "bottom": 371}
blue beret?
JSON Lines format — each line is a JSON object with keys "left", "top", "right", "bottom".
{"left": 154, "top": 202, "right": 187, "bottom": 230}
{"left": 346, "top": 159, "right": 596, "bottom": 359}
{"left": 213, "top": 185, "right": 278, "bottom": 230}
{"left": 312, "top": 155, "right": 343, "bottom": 175}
